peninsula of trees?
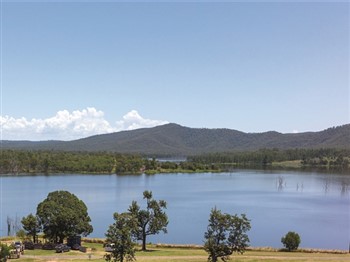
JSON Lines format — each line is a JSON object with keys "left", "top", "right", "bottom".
{"left": 0, "top": 148, "right": 349, "bottom": 175}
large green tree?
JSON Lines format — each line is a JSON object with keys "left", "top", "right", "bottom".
{"left": 37, "top": 190, "right": 93, "bottom": 243}
{"left": 21, "top": 213, "right": 41, "bottom": 243}
{"left": 204, "top": 207, "right": 251, "bottom": 262}
{"left": 281, "top": 231, "right": 301, "bottom": 251}
{"left": 105, "top": 212, "right": 137, "bottom": 262}
{"left": 128, "top": 191, "right": 168, "bottom": 251}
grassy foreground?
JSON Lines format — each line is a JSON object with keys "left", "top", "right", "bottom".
{"left": 14, "top": 241, "right": 350, "bottom": 262}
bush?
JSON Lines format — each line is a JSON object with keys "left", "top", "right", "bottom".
{"left": 23, "top": 241, "right": 34, "bottom": 250}
{"left": 42, "top": 242, "right": 56, "bottom": 250}
{"left": 33, "top": 243, "right": 43, "bottom": 249}
{"left": 16, "top": 229, "right": 28, "bottom": 241}
{"left": 281, "top": 231, "right": 301, "bottom": 251}
{"left": 0, "top": 243, "right": 10, "bottom": 262}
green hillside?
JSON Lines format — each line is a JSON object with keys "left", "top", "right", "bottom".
{"left": 1, "top": 123, "right": 349, "bottom": 156}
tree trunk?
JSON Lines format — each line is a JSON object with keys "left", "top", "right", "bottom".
{"left": 142, "top": 233, "right": 147, "bottom": 251}
{"left": 59, "top": 235, "right": 64, "bottom": 244}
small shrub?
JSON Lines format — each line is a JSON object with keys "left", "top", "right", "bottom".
{"left": 42, "top": 242, "right": 56, "bottom": 250}
{"left": 34, "top": 243, "right": 43, "bottom": 249}
{"left": 281, "top": 231, "right": 301, "bottom": 251}
{"left": 0, "top": 243, "right": 10, "bottom": 262}
{"left": 16, "top": 229, "right": 28, "bottom": 241}
{"left": 23, "top": 241, "right": 35, "bottom": 250}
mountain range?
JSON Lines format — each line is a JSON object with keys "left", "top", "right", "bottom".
{"left": 1, "top": 123, "right": 349, "bottom": 156}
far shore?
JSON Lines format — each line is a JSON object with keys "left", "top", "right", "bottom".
{"left": 1, "top": 163, "right": 348, "bottom": 176}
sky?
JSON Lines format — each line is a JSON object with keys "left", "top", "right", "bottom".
{"left": 0, "top": 0, "right": 349, "bottom": 141}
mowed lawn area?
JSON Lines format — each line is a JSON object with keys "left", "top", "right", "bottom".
{"left": 18, "top": 242, "right": 350, "bottom": 262}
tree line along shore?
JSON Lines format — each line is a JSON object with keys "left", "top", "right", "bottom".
{"left": 0, "top": 148, "right": 349, "bottom": 175}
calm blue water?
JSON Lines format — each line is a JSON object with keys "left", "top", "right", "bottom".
{"left": 1, "top": 170, "right": 349, "bottom": 250}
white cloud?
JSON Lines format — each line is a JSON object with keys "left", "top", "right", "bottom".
{"left": 0, "top": 108, "right": 168, "bottom": 141}
{"left": 116, "top": 110, "right": 168, "bottom": 131}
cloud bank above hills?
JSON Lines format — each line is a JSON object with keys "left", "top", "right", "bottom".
{"left": 0, "top": 108, "right": 168, "bottom": 141}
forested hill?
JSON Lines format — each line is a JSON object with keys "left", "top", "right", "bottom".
{"left": 1, "top": 123, "right": 349, "bottom": 156}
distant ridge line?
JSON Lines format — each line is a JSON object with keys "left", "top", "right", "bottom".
{"left": 1, "top": 123, "right": 349, "bottom": 156}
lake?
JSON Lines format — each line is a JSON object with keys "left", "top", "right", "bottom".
{"left": 1, "top": 170, "right": 349, "bottom": 250}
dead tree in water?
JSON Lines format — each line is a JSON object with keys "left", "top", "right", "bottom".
{"left": 277, "top": 176, "right": 286, "bottom": 191}
{"left": 6, "top": 216, "right": 12, "bottom": 236}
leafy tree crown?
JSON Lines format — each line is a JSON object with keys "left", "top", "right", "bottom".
{"left": 281, "top": 231, "right": 301, "bottom": 251}
{"left": 105, "top": 212, "right": 137, "bottom": 262}
{"left": 37, "top": 190, "right": 93, "bottom": 243}
{"left": 128, "top": 190, "right": 168, "bottom": 251}
{"left": 204, "top": 207, "right": 251, "bottom": 262}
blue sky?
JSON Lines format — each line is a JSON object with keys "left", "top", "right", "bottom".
{"left": 1, "top": 1, "right": 349, "bottom": 140}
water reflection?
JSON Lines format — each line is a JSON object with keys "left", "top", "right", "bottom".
{"left": 340, "top": 180, "right": 349, "bottom": 196}
{"left": 296, "top": 182, "right": 304, "bottom": 192}
{"left": 274, "top": 173, "right": 350, "bottom": 197}
{"left": 276, "top": 176, "right": 286, "bottom": 191}
{"left": 321, "top": 176, "right": 350, "bottom": 196}
{"left": 323, "top": 179, "right": 330, "bottom": 194}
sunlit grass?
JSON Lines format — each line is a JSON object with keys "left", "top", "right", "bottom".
{"left": 7, "top": 239, "right": 349, "bottom": 262}
{"left": 21, "top": 248, "right": 350, "bottom": 262}
{"left": 272, "top": 160, "right": 302, "bottom": 168}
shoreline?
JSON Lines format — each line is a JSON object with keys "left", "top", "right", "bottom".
{"left": 81, "top": 238, "right": 349, "bottom": 254}
{"left": 0, "top": 165, "right": 348, "bottom": 176}
{"left": 2, "top": 237, "right": 348, "bottom": 254}
{"left": 155, "top": 244, "right": 350, "bottom": 254}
